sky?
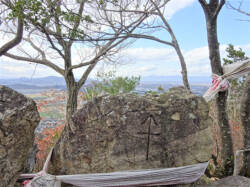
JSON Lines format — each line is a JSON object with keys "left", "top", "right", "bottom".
{"left": 1, "top": 0, "right": 250, "bottom": 79}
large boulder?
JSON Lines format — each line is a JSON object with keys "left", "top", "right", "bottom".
{"left": 198, "top": 176, "right": 250, "bottom": 187}
{"left": 52, "top": 87, "right": 213, "bottom": 178}
{"left": 0, "top": 86, "right": 40, "bottom": 187}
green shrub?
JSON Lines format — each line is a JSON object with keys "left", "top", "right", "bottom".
{"left": 82, "top": 71, "right": 140, "bottom": 101}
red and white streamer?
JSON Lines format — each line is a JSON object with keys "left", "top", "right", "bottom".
{"left": 203, "top": 59, "right": 250, "bottom": 102}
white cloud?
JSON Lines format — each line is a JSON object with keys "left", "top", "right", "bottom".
{"left": 2, "top": 43, "right": 250, "bottom": 79}
{"left": 164, "top": 0, "right": 196, "bottom": 19}
{"left": 138, "top": 65, "right": 157, "bottom": 72}
{"left": 184, "top": 46, "right": 209, "bottom": 64}
{"left": 3, "top": 65, "right": 28, "bottom": 73}
{"left": 128, "top": 64, "right": 157, "bottom": 76}
{"left": 0, "top": 57, "right": 62, "bottom": 78}
{"left": 187, "top": 64, "right": 211, "bottom": 75}
{"left": 118, "top": 46, "right": 211, "bottom": 77}
{"left": 122, "top": 48, "right": 176, "bottom": 62}
{"left": 114, "top": 43, "right": 250, "bottom": 77}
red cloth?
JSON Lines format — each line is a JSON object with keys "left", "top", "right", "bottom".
{"left": 23, "top": 180, "right": 32, "bottom": 187}
{"left": 211, "top": 74, "right": 229, "bottom": 91}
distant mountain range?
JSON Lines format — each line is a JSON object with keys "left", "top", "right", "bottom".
{"left": 141, "top": 75, "right": 211, "bottom": 85}
{"left": 0, "top": 76, "right": 66, "bottom": 86}
{"left": 0, "top": 76, "right": 211, "bottom": 95}
{"left": 0, "top": 75, "right": 211, "bottom": 86}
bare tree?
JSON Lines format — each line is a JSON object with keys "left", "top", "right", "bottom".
{"left": 227, "top": 1, "right": 250, "bottom": 21}
{"left": 106, "top": 0, "right": 190, "bottom": 91}
{"left": 1, "top": 0, "right": 156, "bottom": 131}
{"left": 0, "top": 1, "right": 23, "bottom": 56}
{"left": 198, "top": 0, "right": 234, "bottom": 176}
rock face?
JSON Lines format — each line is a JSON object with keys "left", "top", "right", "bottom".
{"left": 0, "top": 86, "right": 40, "bottom": 187}
{"left": 52, "top": 87, "right": 213, "bottom": 178}
{"left": 198, "top": 176, "right": 250, "bottom": 187}
{"left": 240, "top": 75, "right": 250, "bottom": 177}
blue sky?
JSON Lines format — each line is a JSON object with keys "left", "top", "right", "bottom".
{"left": 117, "top": 0, "right": 250, "bottom": 78}
{"left": 1, "top": 0, "right": 250, "bottom": 79}
{"left": 133, "top": 0, "right": 250, "bottom": 49}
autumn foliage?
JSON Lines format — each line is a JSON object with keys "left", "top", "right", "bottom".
{"left": 28, "top": 90, "right": 67, "bottom": 169}
{"left": 31, "top": 89, "right": 86, "bottom": 169}
{"left": 34, "top": 123, "right": 65, "bottom": 168}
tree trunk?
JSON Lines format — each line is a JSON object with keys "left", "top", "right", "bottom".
{"left": 240, "top": 74, "right": 250, "bottom": 177}
{"left": 65, "top": 73, "right": 79, "bottom": 132}
{"left": 205, "top": 16, "right": 233, "bottom": 175}
{"left": 173, "top": 42, "right": 190, "bottom": 92}
{"left": 66, "top": 83, "right": 78, "bottom": 122}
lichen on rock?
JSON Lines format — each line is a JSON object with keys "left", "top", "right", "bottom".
{"left": 0, "top": 86, "right": 40, "bottom": 187}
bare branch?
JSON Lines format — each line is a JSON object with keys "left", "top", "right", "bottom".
{"left": 198, "top": 0, "right": 208, "bottom": 6}
{"left": 150, "top": 0, "right": 173, "bottom": 35}
{"left": 0, "top": 18, "right": 23, "bottom": 56}
{"left": 43, "top": 29, "right": 65, "bottom": 58}
{"left": 128, "top": 33, "right": 174, "bottom": 47}
{"left": 77, "top": 37, "right": 120, "bottom": 87}
{"left": 214, "top": 0, "right": 225, "bottom": 18}
{"left": 54, "top": 2, "right": 63, "bottom": 37}
{"left": 103, "top": 8, "right": 159, "bottom": 16}
{"left": 69, "top": 1, "right": 85, "bottom": 46}
{"left": 103, "top": 0, "right": 170, "bottom": 16}
{"left": 77, "top": 10, "right": 148, "bottom": 88}
{"left": 103, "top": 5, "right": 118, "bottom": 33}
{"left": 26, "top": 29, "right": 46, "bottom": 60}
{"left": 4, "top": 52, "right": 64, "bottom": 75}
{"left": 227, "top": 1, "right": 250, "bottom": 17}
{"left": 198, "top": 0, "right": 225, "bottom": 19}
{"left": 198, "top": 0, "right": 209, "bottom": 15}
{"left": 68, "top": 61, "right": 94, "bottom": 70}
{"left": 237, "top": 19, "right": 250, "bottom": 22}
{"left": 77, "top": 63, "right": 97, "bottom": 88}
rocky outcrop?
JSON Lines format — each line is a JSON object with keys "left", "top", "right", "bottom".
{"left": 0, "top": 86, "right": 40, "bottom": 187}
{"left": 198, "top": 176, "right": 250, "bottom": 187}
{"left": 52, "top": 87, "right": 213, "bottom": 178}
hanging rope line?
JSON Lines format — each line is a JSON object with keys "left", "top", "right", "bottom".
{"left": 20, "top": 147, "right": 208, "bottom": 187}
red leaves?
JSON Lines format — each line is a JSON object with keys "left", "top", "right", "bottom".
{"left": 37, "top": 105, "right": 41, "bottom": 111}
{"left": 35, "top": 123, "right": 65, "bottom": 168}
